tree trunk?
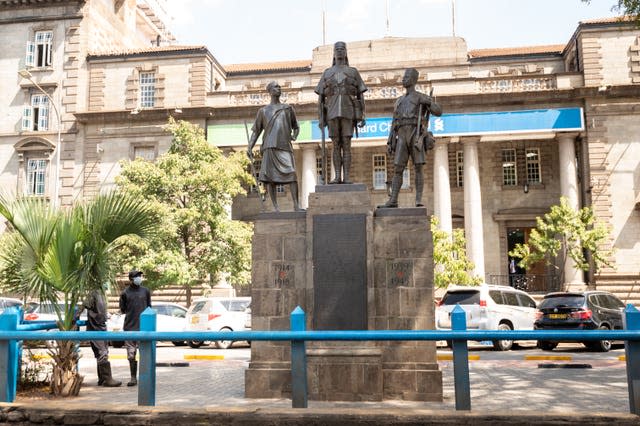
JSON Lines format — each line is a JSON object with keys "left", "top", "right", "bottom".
{"left": 185, "top": 285, "right": 192, "bottom": 307}
{"left": 48, "top": 340, "right": 83, "bottom": 396}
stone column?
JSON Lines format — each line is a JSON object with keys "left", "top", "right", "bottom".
{"left": 463, "top": 138, "right": 485, "bottom": 280}
{"left": 300, "top": 146, "right": 316, "bottom": 209}
{"left": 558, "top": 133, "right": 585, "bottom": 289}
{"left": 433, "top": 139, "right": 452, "bottom": 235}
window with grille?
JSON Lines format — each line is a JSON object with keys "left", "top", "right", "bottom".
{"left": 26, "top": 31, "right": 53, "bottom": 68}
{"left": 139, "top": 72, "right": 156, "bottom": 108}
{"left": 250, "top": 158, "right": 262, "bottom": 194}
{"left": 372, "top": 154, "right": 386, "bottom": 190}
{"left": 502, "top": 149, "right": 517, "bottom": 186}
{"left": 22, "top": 94, "right": 50, "bottom": 131}
{"left": 456, "top": 151, "right": 464, "bottom": 187}
{"left": 26, "top": 159, "right": 47, "bottom": 196}
{"left": 525, "top": 148, "right": 541, "bottom": 184}
{"left": 316, "top": 156, "right": 324, "bottom": 185}
{"left": 401, "top": 168, "right": 410, "bottom": 189}
{"left": 276, "top": 184, "right": 285, "bottom": 193}
{"left": 133, "top": 145, "right": 156, "bottom": 161}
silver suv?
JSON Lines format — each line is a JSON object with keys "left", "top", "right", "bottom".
{"left": 435, "top": 284, "right": 538, "bottom": 351}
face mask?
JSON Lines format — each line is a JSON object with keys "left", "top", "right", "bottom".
{"left": 102, "top": 282, "right": 110, "bottom": 292}
{"left": 132, "top": 276, "right": 143, "bottom": 286}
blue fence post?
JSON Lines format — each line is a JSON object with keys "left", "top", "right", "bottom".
{"left": 624, "top": 304, "right": 640, "bottom": 415}
{"left": 138, "top": 307, "right": 156, "bottom": 406}
{"left": 0, "top": 307, "right": 20, "bottom": 403}
{"left": 451, "top": 304, "right": 471, "bottom": 411}
{"left": 290, "top": 306, "right": 308, "bottom": 408}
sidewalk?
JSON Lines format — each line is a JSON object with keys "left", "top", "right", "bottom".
{"left": 5, "top": 345, "right": 637, "bottom": 425}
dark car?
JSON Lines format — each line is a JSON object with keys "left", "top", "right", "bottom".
{"left": 534, "top": 291, "right": 625, "bottom": 352}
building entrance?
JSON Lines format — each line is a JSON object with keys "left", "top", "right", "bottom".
{"left": 507, "top": 227, "right": 546, "bottom": 292}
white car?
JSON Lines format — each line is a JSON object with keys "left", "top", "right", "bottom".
{"left": 0, "top": 297, "right": 22, "bottom": 314}
{"left": 24, "top": 301, "right": 87, "bottom": 329}
{"left": 185, "top": 297, "right": 251, "bottom": 349}
{"left": 108, "top": 301, "right": 188, "bottom": 347}
{"left": 435, "top": 284, "right": 537, "bottom": 351}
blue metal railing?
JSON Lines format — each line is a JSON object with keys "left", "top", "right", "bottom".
{"left": 2, "top": 305, "right": 640, "bottom": 413}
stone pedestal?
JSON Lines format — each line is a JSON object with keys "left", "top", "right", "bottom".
{"left": 245, "top": 185, "right": 442, "bottom": 402}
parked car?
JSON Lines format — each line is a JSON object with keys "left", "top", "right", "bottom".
{"left": 435, "top": 284, "right": 538, "bottom": 351}
{"left": 107, "top": 301, "right": 188, "bottom": 347}
{"left": 0, "top": 297, "right": 22, "bottom": 314}
{"left": 534, "top": 291, "right": 625, "bottom": 352}
{"left": 23, "top": 301, "right": 87, "bottom": 328}
{"left": 185, "top": 297, "right": 251, "bottom": 349}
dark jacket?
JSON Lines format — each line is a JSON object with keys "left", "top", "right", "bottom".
{"left": 119, "top": 284, "right": 151, "bottom": 331}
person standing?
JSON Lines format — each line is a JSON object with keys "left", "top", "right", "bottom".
{"left": 247, "top": 81, "right": 303, "bottom": 212}
{"left": 379, "top": 68, "right": 442, "bottom": 208}
{"left": 79, "top": 284, "right": 121, "bottom": 387}
{"left": 119, "top": 270, "right": 151, "bottom": 387}
{"left": 315, "top": 41, "right": 367, "bottom": 184}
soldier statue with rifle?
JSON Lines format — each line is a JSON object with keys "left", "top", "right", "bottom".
{"left": 315, "top": 41, "right": 367, "bottom": 184}
{"left": 379, "top": 68, "right": 442, "bottom": 208}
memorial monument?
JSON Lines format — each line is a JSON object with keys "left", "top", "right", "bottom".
{"left": 245, "top": 47, "right": 442, "bottom": 402}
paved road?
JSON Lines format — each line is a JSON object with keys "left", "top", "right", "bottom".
{"left": 17, "top": 342, "right": 630, "bottom": 413}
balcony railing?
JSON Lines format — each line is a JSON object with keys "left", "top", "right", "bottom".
{"left": 487, "top": 274, "right": 561, "bottom": 294}
{"left": 477, "top": 75, "right": 557, "bottom": 93}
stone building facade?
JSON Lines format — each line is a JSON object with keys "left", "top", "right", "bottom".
{"left": 1, "top": 1, "right": 639, "bottom": 303}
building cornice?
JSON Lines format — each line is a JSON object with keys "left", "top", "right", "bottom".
{"left": 74, "top": 107, "right": 216, "bottom": 123}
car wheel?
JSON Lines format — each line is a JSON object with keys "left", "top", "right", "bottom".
{"left": 188, "top": 340, "right": 204, "bottom": 348}
{"left": 492, "top": 323, "right": 513, "bottom": 351}
{"left": 215, "top": 328, "right": 233, "bottom": 349}
{"left": 172, "top": 341, "right": 187, "bottom": 347}
{"left": 591, "top": 325, "right": 612, "bottom": 352}
{"left": 111, "top": 341, "right": 124, "bottom": 349}
{"left": 537, "top": 340, "right": 557, "bottom": 351}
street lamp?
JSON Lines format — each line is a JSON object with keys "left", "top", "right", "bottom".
{"left": 18, "top": 69, "right": 62, "bottom": 207}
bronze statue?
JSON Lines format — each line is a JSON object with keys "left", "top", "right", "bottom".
{"left": 247, "top": 81, "right": 303, "bottom": 212}
{"left": 379, "top": 68, "right": 442, "bottom": 208}
{"left": 315, "top": 41, "right": 367, "bottom": 184}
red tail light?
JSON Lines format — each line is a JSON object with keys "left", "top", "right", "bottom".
{"left": 570, "top": 309, "right": 592, "bottom": 320}
{"left": 479, "top": 299, "right": 487, "bottom": 307}
{"left": 535, "top": 311, "right": 543, "bottom": 320}
{"left": 208, "top": 313, "right": 221, "bottom": 321}
{"left": 437, "top": 299, "right": 444, "bottom": 307}
{"left": 24, "top": 313, "right": 38, "bottom": 321}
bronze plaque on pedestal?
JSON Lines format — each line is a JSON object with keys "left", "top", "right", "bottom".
{"left": 313, "top": 214, "right": 367, "bottom": 330}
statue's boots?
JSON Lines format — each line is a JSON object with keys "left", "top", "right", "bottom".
{"left": 98, "top": 361, "right": 121, "bottom": 387}
{"left": 378, "top": 174, "right": 402, "bottom": 208}
{"left": 127, "top": 360, "right": 138, "bottom": 387}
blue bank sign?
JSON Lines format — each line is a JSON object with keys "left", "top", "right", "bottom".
{"left": 308, "top": 107, "right": 584, "bottom": 140}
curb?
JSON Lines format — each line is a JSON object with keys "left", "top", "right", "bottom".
{"left": 183, "top": 354, "right": 224, "bottom": 361}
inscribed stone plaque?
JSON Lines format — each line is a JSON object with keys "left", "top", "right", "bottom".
{"left": 313, "top": 214, "right": 367, "bottom": 330}
{"left": 271, "top": 263, "right": 294, "bottom": 287}
{"left": 386, "top": 260, "right": 413, "bottom": 287}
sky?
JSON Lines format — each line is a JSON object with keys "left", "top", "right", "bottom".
{"left": 165, "top": 0, "right": 621, "bottom": 65}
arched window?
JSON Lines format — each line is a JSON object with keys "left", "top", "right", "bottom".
{"left": 14, "top": 137, "right": 55, "bottom": 197}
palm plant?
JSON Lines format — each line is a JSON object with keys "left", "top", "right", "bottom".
{"left": 0, "top": 191, "right": 158, "bottom": 396}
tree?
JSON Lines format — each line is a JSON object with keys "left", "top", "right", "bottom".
{"left": 0, "top": 192, "right": 158, "bottom": 396}
{"left": 582, "top": 0, "right": 640, "bottom": 22}
{"left": 115, "top": 118, "right": 254, "bottom": 304}
{"left": 508, "top": 197, "right": 614, "bottom": 286}
{"left": 431, "top": 216, "right": 483, "bottom": 288}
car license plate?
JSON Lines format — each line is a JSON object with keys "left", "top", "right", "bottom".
{"left": 191, "top": 316, "right": 199, "bottom": 324}
{"left": 548, "top": 313, "right": 567, "bottom": 319}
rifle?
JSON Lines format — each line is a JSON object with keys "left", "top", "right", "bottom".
{"left": 320, "top": 101, "right": 328, "bottom": 185}
{"left": 244, "top": 121, "right": 266, "bottom": 211}
{"left": 422, "top": 87, "right": 436, "bottom": 151}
